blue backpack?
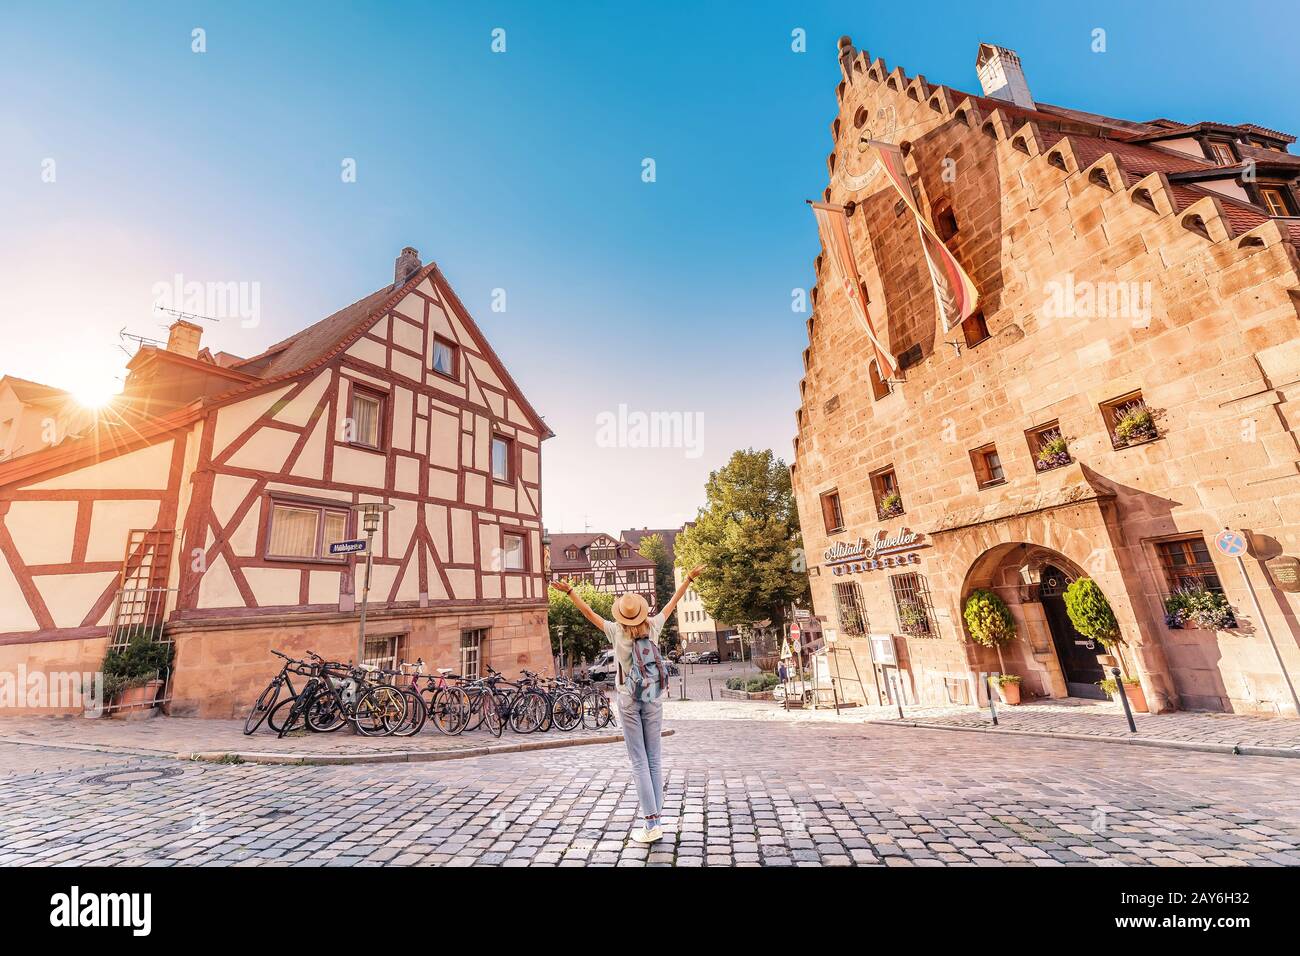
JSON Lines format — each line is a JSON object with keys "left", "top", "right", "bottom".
{"left": 622, "top": 636, "right": 669, "bottom": 702}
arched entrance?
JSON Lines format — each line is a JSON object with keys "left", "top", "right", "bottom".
{"left": 1038, "top": 564, "right": 1106, "bottom": 699}
{"left": 960, "top": 543, "right": 1115, "bottom": 702}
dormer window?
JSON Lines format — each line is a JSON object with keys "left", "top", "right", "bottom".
{"left": 1207, "top": 141, "right": 1236, "bottom": 165}
{"left": 565, "top": 547, "right": 577, "bottom": 560}
{"left": 1260, "top": 186, "right": 1291, "bottom": 217}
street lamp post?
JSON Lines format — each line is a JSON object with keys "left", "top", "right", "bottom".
{"left": 349, "top": 502, "right": 394, "bottom": 666}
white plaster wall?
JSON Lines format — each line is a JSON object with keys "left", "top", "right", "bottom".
{"left": 85, "top": 499, "right": 161, "bottom": 562}
{"left": 5, "top": 500, "right": 78, "bottom": 564}
{"left": 24, "top": 440, "right": 174, "bottom": 491}
{"left": 32, "top": 571, "right": 118, "bottom": 628}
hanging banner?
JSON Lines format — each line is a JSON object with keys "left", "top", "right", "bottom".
{"left": 865, "top": 140, "right": 980, "bottom": 333}
{"left": 810, "top": 201, "right": 899, "bottom": 377}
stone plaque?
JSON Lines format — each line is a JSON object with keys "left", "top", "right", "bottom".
{"left": 1264, "top": 555, "right": 1300, "bottom": 593}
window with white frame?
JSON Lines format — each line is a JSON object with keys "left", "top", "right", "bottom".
{"left": 460, "top": 628, "right": 486, "bottom": 679}
{"left": 502, "top": 533, "right": 525, "bottom": 570}
{"left": 491, "top": 435, "right": 513, "bottom": 482}
{"left": 348, "top": 387, "right": 383, "bottom": 448}
{"left": 266, "top": 501, "right": 349, "bottom": 560}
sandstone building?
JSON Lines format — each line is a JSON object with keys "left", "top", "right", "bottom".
{"left": 791, "top": 40, "right": 1300, "bottom": 715}
{"left": 0, "top": 248, "right": 553, "bottom": 716}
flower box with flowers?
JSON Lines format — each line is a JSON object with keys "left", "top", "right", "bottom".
{"left": 1034, "top": 434, "right": 1072, "bottom": 472}
{"left": 1163, "top": 585, "right": 1236, "bottom": 631}
{"left": 877, "top": 491, "right": 904, "bottom": 519}
{"left": 1110, "top": 401, "right": 1159, "bottom": 448}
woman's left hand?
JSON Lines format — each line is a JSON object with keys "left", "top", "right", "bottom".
{"left": 686, "top": 564, "right": 704, "bottom": 582}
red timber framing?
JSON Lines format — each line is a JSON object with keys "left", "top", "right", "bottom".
{"left": 0, "top": 259, "right": 550, "bottom": 645}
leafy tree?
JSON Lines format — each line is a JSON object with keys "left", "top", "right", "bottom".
{"left": 674, "top": 448, "right": 809, "bottom": 632}
{"left": 962, "top": 588, "right": 1017, "bottom": 672}
{"left": 1063, "top": 578, "right": 1121, "bottom": 648}
{"left": 548, "top": 581, "right": 614, "bottom": 667}
{"left": 637, "top": 532, "right": 679, "bottom": 653}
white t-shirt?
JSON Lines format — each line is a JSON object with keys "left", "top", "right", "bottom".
{"left": 602, "top": 613, "right": 665, "bottom": 690}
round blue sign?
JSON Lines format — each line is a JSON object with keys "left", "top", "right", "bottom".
{"left": 1214, "top": 529, "right": 1247, "bottom": 557}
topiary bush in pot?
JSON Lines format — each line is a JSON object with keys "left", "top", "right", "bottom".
{"left": 963, "top": 588, "right": 1017, "bottom": 672}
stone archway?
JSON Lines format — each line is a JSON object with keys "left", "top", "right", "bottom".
{"left": 959, "top": 543, "right": 1110, "bottom": 700}
{"left": 925, "top": 490, "right": 1179, "bottom": 712}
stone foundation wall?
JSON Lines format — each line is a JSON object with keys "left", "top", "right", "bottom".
{"left": 168, "top": 605, "right": 550, "bottom": 718}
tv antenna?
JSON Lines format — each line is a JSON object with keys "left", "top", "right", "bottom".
{"left": 117, "top": 327, "right": 167, "bottom": 358}
{"left": 154, "top": 304, "right": 221, "bottom": 328}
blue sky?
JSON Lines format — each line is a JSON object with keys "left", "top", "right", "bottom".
{"left": 2, "top": 1, "right": 1296, "bottom": 534}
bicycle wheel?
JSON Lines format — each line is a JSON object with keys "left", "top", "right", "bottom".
{"left": 481, "top": 693, "right": 504, "bottom": 738}
{"left": 392, "top": 689, "right": 427, "bottom": 737}
{"left": 244, "top": 679, "right": 282, "bottom": 735}
{"left": 305, "top": 688, "right": 346, "bottom": 733}
{"left": 508, "top": 690, "right": 548, "bottom": 734}
{"left": 355, "top": 685, "right": 407, "bottom": 737}
{"left": 272, "top": 696, "right": 306, "bottom": 737}
{"left": 596, "top": 694, "right": 615, "bottom": 728}
{"left": 428, "top": 686, "right": 469, "bottom": 736}
{"left": 551, "top": 691, "right": 583, "bottom": 732}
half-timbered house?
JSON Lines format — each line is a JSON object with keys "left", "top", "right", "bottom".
{"left": 0, "top": 247, "right": 553, "bottom": 716}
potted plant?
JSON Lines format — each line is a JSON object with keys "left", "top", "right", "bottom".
{"left": 1163, "top": 585, "right": 1236, "bottom": 631}
{"left": 878, "top": 490, "right": 904, "bottom": 518}
{"left": 1034, "top": 432, "right": 1072, "bottom": 471}
{"left": 963, "top": 588, "right": 1017, "bottom": 673}
{"left": 995, "top": 673, "right": 1023, "bottom": 705}
{"left": 1111, "top": 400, "right": 1159, "bottom": 448}
{"left": 101, "top": 631, "right": 174, "bottom": 715}
{"left": 1062, "top": 577, "right": 1123, "bottom": 663}
{"left": 1098, "top": 675, "right": 1148, "bottom": 713}
{"left": 897, "top": 599, "right": 929, "bottom": 635}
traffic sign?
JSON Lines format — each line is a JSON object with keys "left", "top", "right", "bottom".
{"left": 329, "top": 539, "right": 368, "bottom": 555}
{"left": 1213, "top": 529, "right": 1247, "bottom": 558}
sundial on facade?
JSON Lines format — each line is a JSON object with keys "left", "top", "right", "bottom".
{"left": 841, "top": 105, "right": 898, "bottom": 193}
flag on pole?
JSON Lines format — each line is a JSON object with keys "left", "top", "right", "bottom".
{"left": 810, "top": 201, "right": 899, "bottom": 378}
{"left": 865, "top": 140, "right": 980, "bottom": 333}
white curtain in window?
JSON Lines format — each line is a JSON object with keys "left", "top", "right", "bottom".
{"left": 351, "top": 393, "right": 380, "bottom": 446}
{"left": 269, "top": 506, "right": 319, "bottom": 557}
{"left": 502, "top": 534, "right": 524, "bottom": 570}
{"left": 322, "top": 511, "right": 346, "bottom": 554}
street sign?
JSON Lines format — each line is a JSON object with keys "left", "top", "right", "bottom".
{"left": 329, "top": 539, "right": 368, "bottom": 555}
{"left": 780, "top": 639, "right": 793, "bottom": 660}
{"left": 789, "top": 622, "right": 801, "bottom": 639}
{"left": 1214, "top": 529, "right": 1247, "bottom": 558}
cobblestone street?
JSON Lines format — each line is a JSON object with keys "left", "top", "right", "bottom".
{"left": 1, "top": 716, "right": 1298, "bottom": 867}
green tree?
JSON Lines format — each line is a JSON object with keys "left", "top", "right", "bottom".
{"left": 962, "top": 588, "right": 1017, "bottom": 672}
{"left": 637, "top": 532, "right": 679, "bottom": 653}
{"left": 674, "top": 448, "right": 809, "bottom": 632}
{"left": 548, "top": 581, "right": 613, "bottom": 668}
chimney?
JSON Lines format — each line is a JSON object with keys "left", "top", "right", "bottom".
{"left": 395, "top": 246, "right": 422, "bottom": 285}
{"left": 976, "top": 43, "right": 1034, "bottom": 110}
{"left": 166, "top": 319, "right": 202, "bottom": 359}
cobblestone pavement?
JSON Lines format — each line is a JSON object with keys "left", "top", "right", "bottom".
{"left": 1, "top": 718, "right": 1298, "bottom": 866}
{"left": 667, "top": 698, "right": 1300, "bottom": 753}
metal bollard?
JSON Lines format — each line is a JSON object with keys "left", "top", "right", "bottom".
{"left": 987, "top": 672, "right": 999, "bottom": 726}
{"left": 708, "top": 678, "right": 714, "bottom": 701}
{"left": 1112, "top": 666, "right": 1137, "bottom": 733}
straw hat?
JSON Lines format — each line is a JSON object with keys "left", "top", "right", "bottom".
{"left": 612, "top": 592, "right": 649, "bottom": 627}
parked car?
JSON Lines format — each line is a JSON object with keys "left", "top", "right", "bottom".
{"left": 588, "top": 649, "right": 616, "bottom": 682}
{"left": 697, "top": 651, "right": 720, "bottom": 664}
{"left": 680, "top": 651, "right": 699, "bottom": 664}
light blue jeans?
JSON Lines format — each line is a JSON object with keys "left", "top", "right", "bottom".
{"left": 617, "top": 691, "right": 664, "bottom": 823}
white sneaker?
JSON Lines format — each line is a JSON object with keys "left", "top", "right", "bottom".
{"left": 630, "top": 825, "right": 664, "bottom": 844}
